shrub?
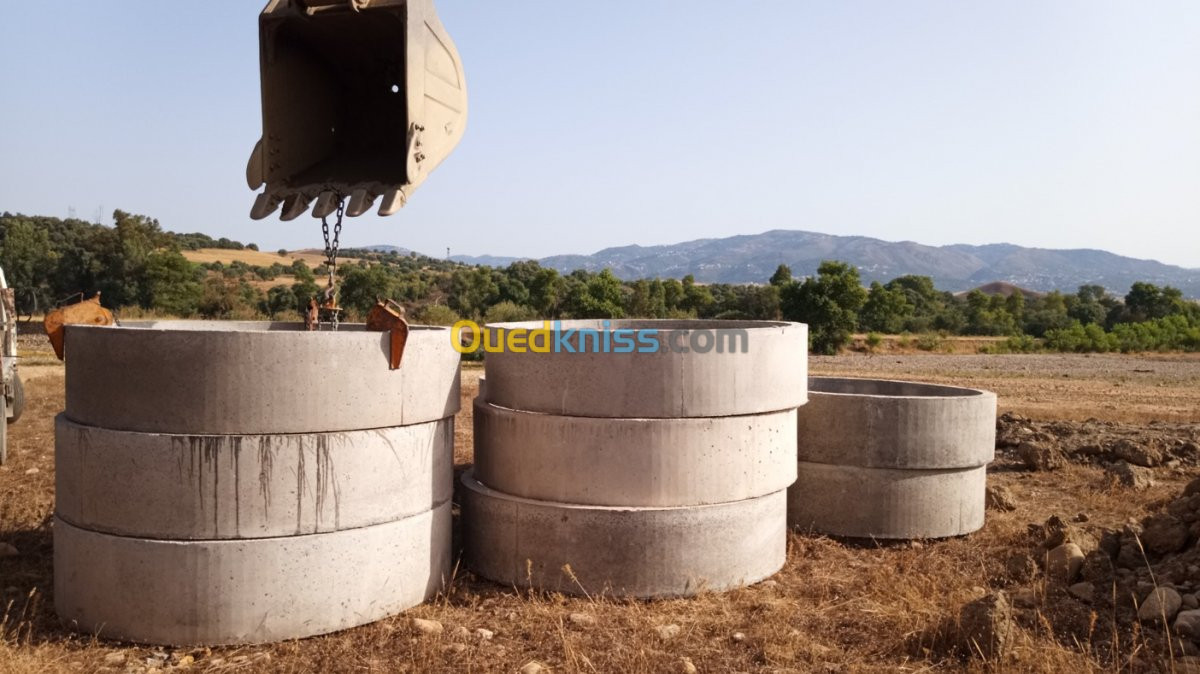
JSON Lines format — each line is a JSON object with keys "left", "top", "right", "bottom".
{"left": 412, "top": 304, "right": 460, "bottom": 326}
{"left": 865, "top": 332, "right": 884, "bottom": 352}
{"left": 915, "top": 333, "right": 942, "bottom": 351}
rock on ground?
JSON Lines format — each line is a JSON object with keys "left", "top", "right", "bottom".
{"left": 1019, "top": 442, "right": 1066, "bottom": 471}
{"left": 1045, "top": 543, "right": 1085, "bottom": 584}
{"left": 986, "top": 485, "right": 1018, "bottom": 512}
{"left": 411, "top": 618, "right": 444, "bottom": 636}
{"left": 1176, "top": 610, "right": 1200, "bottom": 640}
{"left": 1107, "top": 461, "right": 1155, "bottom": 490}
{"left": 1141, "top": 514, "right": 1190, "bottom": 556}
{"left": 1109, "top": 438, "right": 1163, "bottom": 467}
{"left": 1068, "top": 582, "right": 1096, "bottom": 603}
{"left": 957, "top": 592, "right": 1016, "bottom": 659}
{"left": 1138, "top": 587, "right": 1182, "bottom": 623}
{"left": 568, "top": 612, "right": 596, "bottom": 628}
{"left": 656, "top": 624, "right": 682, "bottom": 640}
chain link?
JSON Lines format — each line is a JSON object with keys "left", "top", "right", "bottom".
{"left": 321, "top": 196, "right": 344, "bottom": 270}
{"left": 317, "top": 194, "right": 346, "bottom": 331}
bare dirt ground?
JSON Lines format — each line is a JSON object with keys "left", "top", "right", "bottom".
{"left": 2, "top": 346, "right": 1199, "bottom": 673}
{"left": 812, "top": 353, "right": 1200, "bottom": 424}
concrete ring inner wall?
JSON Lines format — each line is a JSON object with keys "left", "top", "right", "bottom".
{"left": 788, "top": 462, "right": 986, "bottom": 539}
{"left": 797, "top": 377, "right": 996, "bottom": 469}
{"left": 55, "top": 415, "right": 453, "bottom": 539}
{"left": 481, "top": 320, "right": 807, "bottom": 418}
{"left": 473, "top": 400, "right": 797, "bottom": 506}
{"left": 54, "top": 502, "right": 451, "bottom": 646}
{"left": 64, "top": 322, "right": 460, "bottom": 434}
{"left": 461, "top": 471, "right": 787, "bottom": 598}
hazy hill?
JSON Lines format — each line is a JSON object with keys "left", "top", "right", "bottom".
{"left": 411, "top": 230, "right": 1198, "bottom": 297}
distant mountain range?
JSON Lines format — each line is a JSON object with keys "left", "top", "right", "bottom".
{"left": 369, "top": 230, "right": 1200, "bottom": 297}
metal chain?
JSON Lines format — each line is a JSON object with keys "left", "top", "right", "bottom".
{"left": 321, "top": 196, "right": 344, "bottom": 270}
{"left": 318, "top": 195, "right": 345, "bottom": 331}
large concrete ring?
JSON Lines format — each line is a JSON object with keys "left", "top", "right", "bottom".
{"left": 55, "top": 415, "right": 453, "bottom": 539}
{"left": 788, "top": 463, "right": 986, "bottom": 539}
{"left": 473, "top": 399, "right": 797, "bottom": 507}
{"left": 461, "top": 472, "right": 786, "bottom": 598}
{"left": 64, "top": 322, "right": 460, "bottom": 434}
{"left": 797, "top": 378, "right": 996, "bottom": 469}
{"left": 481, "top": 320, "right": 807, "bottom": 418}
{"left": 54, "top": 502, "right": 451, "bottom": 646}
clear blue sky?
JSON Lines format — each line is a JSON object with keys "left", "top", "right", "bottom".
{"left": 2, "top": 1, "right": 1198, "bottom": 267}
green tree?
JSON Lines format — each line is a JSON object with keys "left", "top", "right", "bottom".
{"left": 781, "top": 260, "right": 867, "bottom": 354}
{"left": 262, "top": 285, "right": 297, "bottom": 318}
{"left": 564, "top": 269, "right": 626, "bottom": 319}
{"left": 1066, "top": 285, "right": 1109, "bottom": 326}
{"left": 681, "top": 275, "right": 715, "bottom": 316}
{"left": 484, "top": 300, "right": 537, "bottom": 323}
{"left": 142, "top": 250, "right": 202, "bottom": 316}
{"left": 197, "top": 277, "right": 240, "bottom": 318}
{"left": 412, "top": 304, "right": 460, "bottom": 326}
{"left": 0, "top": 217, "right": 58, "bottom": 313}
{"left": 859, "top": 282, "right": 912, "bottom": 334}
{"left": 769, "top": 264, "right": 793, "bottom": 287}
{"left": 339, "top": 265, "right": 395, "bottom": 316}
{"left": 1023, "top": 291, "right": 1072, "bottom": 337}
{"left": 527, "top": 266, "right": 564, "bottom": 317}
{"left": 447, "top": 267, "right": 500, "bottom": 319}
{"left": 1124, "top": 282, "right": 1187, "bottom": 322}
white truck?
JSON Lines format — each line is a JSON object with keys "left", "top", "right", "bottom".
{"left": 1, "top": 267, "right": 23, "bottom": 464}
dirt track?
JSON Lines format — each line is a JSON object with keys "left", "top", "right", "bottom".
{"left": 2, "top": 352, "right": 1199, "bottom": 672}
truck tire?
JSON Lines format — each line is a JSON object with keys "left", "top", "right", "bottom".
{"left": 7, "top": 376, "right": 24, "bottom": 424}
{"left": 0, "top": 410, "right": 7, "bottom": 464}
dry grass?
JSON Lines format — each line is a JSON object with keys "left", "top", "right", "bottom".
{"left": 181, "top": 248, "right": 355, "bottom": 268}
{"left": 1, "top": 352, "right": 1198, "bottom": 672}
{"left": 811, "top": 353, "right": 1200, "bottom": 424}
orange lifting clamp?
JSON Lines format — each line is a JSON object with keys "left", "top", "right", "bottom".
{"left": 366, "top": 299, "right": 410, "bottom": 370}
{"left": 44, "top": 294, "right": 115, "bottom": 360}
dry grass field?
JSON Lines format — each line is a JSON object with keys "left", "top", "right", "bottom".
{"left": 2, "top": 334, "right": 1200, "bottom": 673}
{"left": 180, "top": 248, "right": 349, "bottom": 269}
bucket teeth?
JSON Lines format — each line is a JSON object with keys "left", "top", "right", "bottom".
{"left": 378, "top": 188, "right": 408, "bottom": 216}
{"left": 280, "top": 194, "right": 312, "bottom": 222}
{"left": 246, "top": 139, "right": 264, "bottom": 190}
{"left": 346, "top": 189, "right": 377, "bottom": 217}
{"left": 249, "top": 192, "right": 283, "bottom": 220}
{"left": 311, "top": 191, "right": 339, "bottom": 219}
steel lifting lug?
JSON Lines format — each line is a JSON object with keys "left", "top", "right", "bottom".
{"left": 365, "top": 299, "right": 410, "bottom": 370}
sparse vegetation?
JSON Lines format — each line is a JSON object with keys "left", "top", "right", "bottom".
{"left": 1, "top": 211, "right": 1197, "bottom": 354}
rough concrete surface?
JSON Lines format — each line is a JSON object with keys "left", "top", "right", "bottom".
{"left": 53, "top": 502, "right": 451, "bottom": 646}
{"left": 55, "top": 415, "right": 453, "bottom": 539}
{"left": 64, "top": 322, "right": 460, "bottom": 434}
{"left": 797, "top": 377, "right": 996, "bottom": 469}
{"left": 482, "top": 320, "right": 807, "bottom": 418}
{"left": 461, "top": 471, "right": 787, "bottom": 598}
{"left": 473, "top": 399, "right": 796, "bottom": 506}
{"left": 788, "top": 463, "right": 986, "bottom": 539}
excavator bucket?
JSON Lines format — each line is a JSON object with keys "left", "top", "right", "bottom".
{"left": 248, "top": 0, "right": 468, "bottom": 220}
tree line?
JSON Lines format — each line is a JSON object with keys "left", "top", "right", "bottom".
{"left": 1, "top": 211, "right": 1197, "bottom": 354}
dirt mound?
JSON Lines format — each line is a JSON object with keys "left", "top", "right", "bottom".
{"left": 998, "top": 412, "right": 1200, "bottom": 469}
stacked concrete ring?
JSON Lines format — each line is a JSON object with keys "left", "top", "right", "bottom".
{"left": 464, "top": 319, "right": 808, "bottom": 598}
{"left": 789, "top": 377, "right": 997, "bottom": 540}
{"left": 54, "top": 321, "right": 460, "bottom": 646}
